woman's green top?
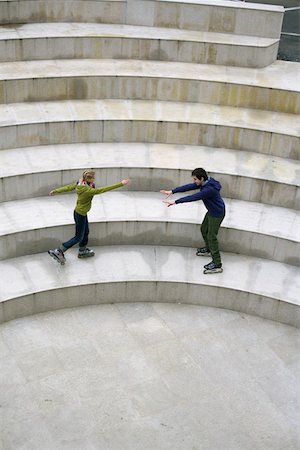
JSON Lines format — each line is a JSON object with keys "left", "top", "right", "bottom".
{"left": 53, "top": 180, "right": 123, "bottom": 216}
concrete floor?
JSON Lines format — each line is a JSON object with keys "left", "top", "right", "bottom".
{"left": 0, "top": 303, "right": 299, "bottom": 450}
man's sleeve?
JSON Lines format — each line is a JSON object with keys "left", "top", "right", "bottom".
{"left": 172, "top": 182, "right": 198, "bottom": 194}
{"left": 175, "top": 187, "right": 214, "bottom": 204}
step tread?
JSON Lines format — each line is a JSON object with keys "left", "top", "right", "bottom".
{"left": 1, "top": 143, "right": 298, "bottom": 187}
{"left": 0, "top": 246, "right": 299, "bottom": 307}
{"left": 1, "top": 99, "right": 299, "bottom": 137}
{"left": 0, "top": 0, "right": 284, "bottom": 13}
{"left": 0, "top": 22, "right": 278, "bottom": 46}
{"left": 0, "top": 59, "right": 298, "bottom": 93}
{"left": 158, "top": 0, "right": 284, "bottom": 12}
{"left": 0, "top": 192, "right": 299, "bottom": 243}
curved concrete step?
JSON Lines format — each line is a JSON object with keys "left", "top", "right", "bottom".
{"left": 0, "top": 143, "right": 299, "bottom": 209}
{"left": 0, "top": 246, "right": 299, "bottom": 326}
{"left": 0, "top": 59, "right": 299, "bottom": 113}
{"left": 0, "top": 99, "right": 299, "bottom": 159}
{"left": 0, "top": 22, "right": 279, "bottom": 67}
{"left": 0, "top": 192, "right": 299, "bottom": 265}
{"left": 0, "top": 0, "right": 284, "bottom": 39}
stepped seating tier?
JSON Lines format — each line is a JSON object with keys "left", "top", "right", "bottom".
{"left": 1, "top": 143, "right": 299, "bottom": 209}
{"left": 0, "top": 99, "right": 299, "bottom": 159}
{"left": 0, "top": 0, "right": 298, "bottom": 332}
{"left": 0, "top": 59, "right": 299, "bottom": 113}
{"left": 0, "top": 23, "right": 279, "bottom": 67}
{"left": 0, "top": 192, "right": 299, "bottom": 265}
{"left": 0, "top": 245, "right": 298, "bottom": 327}
{"left": 0, "top": 0, "right": 284, "bottom": 39}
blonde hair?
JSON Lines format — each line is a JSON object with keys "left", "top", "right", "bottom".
{"left": 82, "top": 169, "right": 95, "bottom": 180}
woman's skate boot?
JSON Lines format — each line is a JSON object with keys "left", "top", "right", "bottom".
{"left": 48, "top": 248, "right": 66, "bottom": 265}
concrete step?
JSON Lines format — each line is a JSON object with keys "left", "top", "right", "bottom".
{"left": 0, "top": 245, "right": 299, "bottom": 326}
{"left": 1, "top": 143, "right": 299, "bottom": 209}
{"left": 0, "top": 0, "right": 284, "bottom": 39}
{"left": 0, "top": 59, "right": 299, "bottom": 113}
{"left": 0, "top": 192, "right": 299, "bottom": 265}
{"left": 0, "top": 99, "right": 298, "bottom": 158}
{"left": 0, "top": 22, "right": 279, "bottom": 67}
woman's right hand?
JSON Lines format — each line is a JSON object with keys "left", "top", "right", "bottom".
{"left": 49, "top": 190, "right": 55, "bottom": 196}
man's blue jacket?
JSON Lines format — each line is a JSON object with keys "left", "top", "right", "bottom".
{"left": 172, "top": 177, "right": 225, "bottom": 218}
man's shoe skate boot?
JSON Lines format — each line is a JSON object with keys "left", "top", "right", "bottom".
{"left": 196, "top": 247, "right": 211, "bottom": 257}
{"left": 203, "top": 261, "right": 223, "bottom": 274}
{"left": 78, "top": 247, "right": 95, "bottom": 258}
{"left": 48, "top": 248, "right": 66, "bottom": 265}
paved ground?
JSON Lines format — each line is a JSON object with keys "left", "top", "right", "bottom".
{"left": 0, "top": 303, "right": 299, "bottom": 450}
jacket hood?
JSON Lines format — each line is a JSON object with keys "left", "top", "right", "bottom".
{"left": 204, "top": 177, "right": 222, "bottom": 191}
{"left": 76, "top": 179, "right": 95, "bottom": 192}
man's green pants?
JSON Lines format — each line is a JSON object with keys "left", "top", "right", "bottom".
{"left": 201, "top": 212, "right": 225, "bottom": 265}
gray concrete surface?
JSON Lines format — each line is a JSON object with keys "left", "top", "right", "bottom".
{"left": 0, "top": 246, "right": 299, "bottom": 326}
{"left": 0, "top": 100, "right": 299, "bottom": 159}
{"left": 0, "top": 192, "right": 299, "bottom": 264}
{"left": 1, "top": 59, "right": 299, "bottom": 113}
{"left": 0, "top": 0, "right": 284, "bottom": 38}
{"left": 245, "top": 0, "right": 300, "bottom": 61}
{"left": 1, "top": 143, "right": 299, "bottom": 208}
{"left": 0, "top": 2, "right": 298, "bottom": 448}
{"left": 0, "top": 22, "right": 279, "bottom": 67}
{"left": 0, "top": 303, "right": 299, "bottom": 450}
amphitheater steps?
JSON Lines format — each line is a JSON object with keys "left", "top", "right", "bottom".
{"left": 0, "top": 99, "right": 299, "bottom": 159}
{"left": 0, "top": 1, "right": 297, "bottom": 331}
{"left": 0, "top": 59, "right": 299, "bottom": 113}
{"left": 0, "top": 143, "right": 299, "bottom": 208}
{"left": 0, "top": 245, "right": 298, "bottom": 326}
{"left": 0, "top": 0, "right": 284, "bottom": 40}
{"left": 0, "top": 192, "right": 299, "bottom": 265}
{"left": 0, "top": 22, "right": 279, "bottom": 67}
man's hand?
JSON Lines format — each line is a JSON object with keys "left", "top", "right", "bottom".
{"left": 122, "top": 178, "right": 131, "bottom": 186}
{"left": 160, "top": 189, "right": 172, "bottom": 198}
{"left": 163, "top": 200, "right": 176, "bottom": 207}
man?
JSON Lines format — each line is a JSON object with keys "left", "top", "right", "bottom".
{"left": 160, "top": 168, "right": 225, "bottom": 274}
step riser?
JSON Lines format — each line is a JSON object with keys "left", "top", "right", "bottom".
{"left": 1, "top": 170, "right": 299, "bottom": 210}
{"left": 126, "top": 1, "right": 283, "bottom": 39}
{"left": 0, "top": 38, "right": 279, "bottom": 68}
{"left": 1, "top": 77, "right": 298, "bottom": 114}
{"left": 1, "top": 223, "right": 298, "bottom": 265}
{"left": 1, "top": 282, "right": 297, "bottom": 327}
{"left": 0, "top": 0, "right": 283, "bottom": 39}
{"left": 0, "top": 1, "right": 125, "bottom": 26}
{"left": 0, "top": 122, "right": 298, "bottom": 160}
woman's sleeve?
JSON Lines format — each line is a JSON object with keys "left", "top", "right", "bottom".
{"left": 93, "top": 182, "right": 123, "bottom": 195}
{"left": 53, "top": 182, "right": 77, "bottom": 193}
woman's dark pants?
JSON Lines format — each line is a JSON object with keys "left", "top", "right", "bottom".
{"left": 62, "top": 211, "right": 89, "bottom": 251}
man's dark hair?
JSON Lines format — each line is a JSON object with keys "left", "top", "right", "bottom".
{"left": 191, "top": 168, "right": 208, "bottom": 181}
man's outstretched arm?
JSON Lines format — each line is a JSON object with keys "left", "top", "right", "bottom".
{"left": 160, "top": 182, "right": 198, "bottom": 198}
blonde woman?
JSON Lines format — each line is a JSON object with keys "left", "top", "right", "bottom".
{"left": 48, "top": 170, "right": 131, "bottom": 264}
